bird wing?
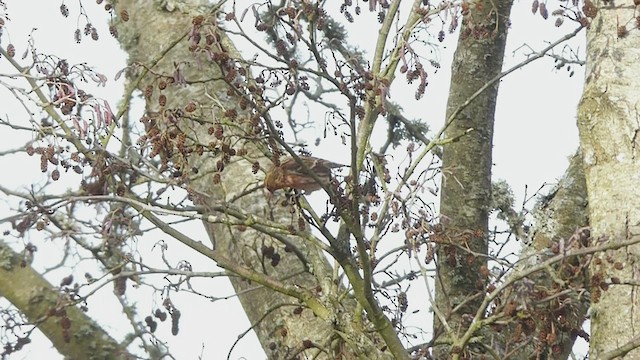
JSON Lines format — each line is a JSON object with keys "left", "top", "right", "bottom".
{"left": 280, "top": 157, "right": 345, "bottom": 175}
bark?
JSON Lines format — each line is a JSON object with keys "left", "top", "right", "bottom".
{"left": 0, "top": 240, "right": 131, "bottom": 359}
{"left": 578, "top": 1, "right": 640, "bottom": 358}
{"left": 433, "top": 0, "right": 513, "bottom": 356}
{"left": 115, "top": 1, "right": 391, "bottom": 358}
{"left": 498, "top": 151, "right": 590, "bottom": 359}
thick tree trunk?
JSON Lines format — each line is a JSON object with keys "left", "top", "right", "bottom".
{"left": 116, "top": 1, "right": 390, "bottom": 358}
{"left": 433, "top": 0, "right": 513, "bottom": 356}
{"left": 578, "top": 1, "right": 640, "bottom": 358}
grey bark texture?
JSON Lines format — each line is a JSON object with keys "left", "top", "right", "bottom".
{"left": 0, "top": 240, "right": 131, "bottom": 359}
{"left": 578, "top": 1, "right": 640, "bottom": 358}
{"left": 433, "top": 0, "right": 513, "bottom": 356}
{"left": 115, "top": 0, "right": 392, "bottom": 358}
{"left": 497, "top": 151, "right": 589, "bottom": 359}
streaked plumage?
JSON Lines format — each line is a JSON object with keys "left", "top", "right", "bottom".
{"left": 264, "top": 156, "right": 344, "bottom": 193}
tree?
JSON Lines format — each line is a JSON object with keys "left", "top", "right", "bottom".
{"left": 0, "top": 0, "right": 633, "bottom": 359}
{"left": 432, "top": 0, "right": 513, "bottom": 356}
{"left": 577, "top": 0, "right": 640, "bottom": 358}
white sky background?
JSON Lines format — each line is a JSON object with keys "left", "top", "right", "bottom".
{"left": 0, "top": 0, "right": 584, "bottom": 359}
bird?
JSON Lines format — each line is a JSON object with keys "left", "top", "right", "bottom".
{"left": 263, "top": 155, "right": 345, "bottom": 193}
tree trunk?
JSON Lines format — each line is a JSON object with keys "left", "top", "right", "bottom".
{"left": 497, "top": 151, "right": 590, "bottom": 359}
{"left": 0, "top": 240, "right": 131, "bottom": 359}
{"left": 116, "top": 1, "right": 391, "bottom": 358}
{"left": 433, "top": 0, "right": 513, "bottom": 356}
{"left": 578, "top": 1, "right": 640, "bottom": 358}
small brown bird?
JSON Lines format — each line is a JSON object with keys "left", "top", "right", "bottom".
{"left": 264, "top": 156, "right": 345, "bottom": 193}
